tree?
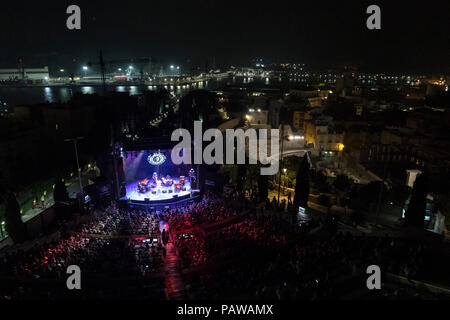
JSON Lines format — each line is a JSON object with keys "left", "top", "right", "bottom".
{"left": 4, "top": 192, "right": 28, "bottom": 243}
{"left": 294, "top": 155, "right": 310, "bottom": 209}
{"left": 54, "top": 178, "right": 70, "bottom": 220}
{"left": 405, "top": 173, "right": 428, "bottom": 228}
{"left": 54, "top": 179, "right": 69, "bottom": 203}
{"left": 258, "top": 173, "right": 269, "bottom": 202}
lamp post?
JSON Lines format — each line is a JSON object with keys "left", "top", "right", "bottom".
{"left": 82, "top": 66, "right": 88, "bottom": 78}
{"left": 64, "top": 137, "right": 85, "bottom": 202}
{"left": 337, "top": 143, "right": 344, "bottom": 169}
{"left": 277, "top": 127, "right": 291, "bottom": 205}
{"left": 282, "top": 168, "right": 288, "bottom": 202}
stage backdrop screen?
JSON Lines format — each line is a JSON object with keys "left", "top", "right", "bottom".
{"left": 122, "top": 149, "right": 191, "bottom": 183}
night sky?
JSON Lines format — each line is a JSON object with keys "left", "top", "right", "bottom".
{"left": 0, "top": 0, "right": 449, "bottom": 73}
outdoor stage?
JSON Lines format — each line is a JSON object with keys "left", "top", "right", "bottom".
{"left": 121, "top": 178, "right": 193, "bottom": 202}
{"left": 118, "top": 147, "right": 200, "bottom": 207}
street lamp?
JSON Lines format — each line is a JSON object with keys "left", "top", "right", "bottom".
{"left": 60, "top": 69, "right": 64, "bottom": 73}
{"left": 82, "top": 66, "right": 88, "bottom": 78}
{"left": 277, "top": 126, "right": 292, "bottom": 205}
{"left": 64, "top": 137, "right": 85, "bottom": 202}
{"left": 337, "top": 143, "right": 344, "bottom": 169}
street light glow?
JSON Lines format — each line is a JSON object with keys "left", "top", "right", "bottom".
{"left": 82, "top": 66, "right": 88, "bottom": 70}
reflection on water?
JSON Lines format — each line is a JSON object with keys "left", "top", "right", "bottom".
{"left": 0, "top": 76, "right": 292, "bottom": 107}
{"left": 81, "top": 86, "right": 94, "bottom": 94}
{"left": 60, "top": 88, "right": 71, "bottom": 101}
{"left": 0, "top": 83, "right": 213, "bottom": 106}
{"left": 129, "top": 86, "right": 138, "bottom": 95}
{"left": 44, "top": 87, "right": 53, "bottom": 102}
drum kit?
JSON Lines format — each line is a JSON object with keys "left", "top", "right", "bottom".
{"left": 137, "top": 178, "right": 150, "bottom": 193}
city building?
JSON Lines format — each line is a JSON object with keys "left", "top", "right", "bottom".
{"left": 304, "top": 118, "right": 344, "bottom": 153}
{"left": 0, "top": 67, "right": 49, "bottom": 82}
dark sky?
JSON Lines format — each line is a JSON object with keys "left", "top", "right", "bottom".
{"left": 0, "top": 0, "right": 449, "bottom": 74}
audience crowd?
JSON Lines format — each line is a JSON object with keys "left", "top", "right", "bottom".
{"left": 0, "top": 202, "right": 166, "bottom": 300}
{"left": 1, "top": 192, "right": 448, "bottom": 300}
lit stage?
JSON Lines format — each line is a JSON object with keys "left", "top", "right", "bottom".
{"left": 119, "top": 148, "right": 200, "bottom": 207}
{"left": 122, "top": 177, "right": 193, "bottom": 202}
